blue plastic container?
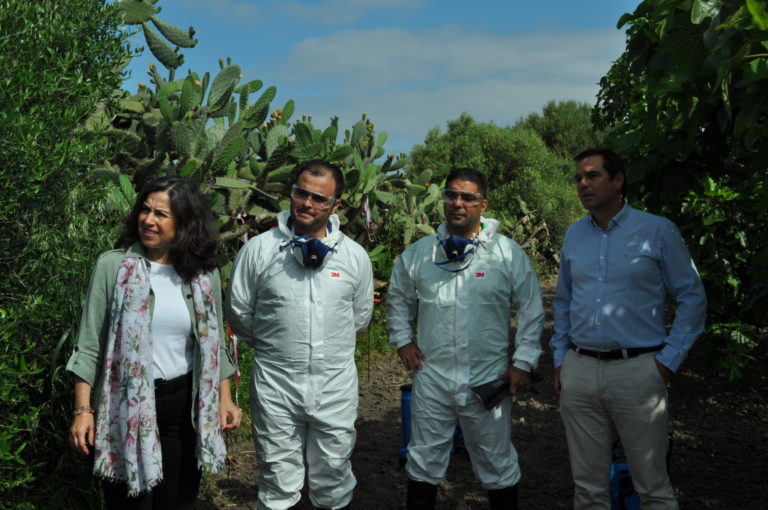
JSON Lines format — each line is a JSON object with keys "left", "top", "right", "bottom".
{"left": 399, "top": 384, "right": 461, "bottom": 465}
{"left": 610, "top": 459, "right": 640, "bottom": 509}
{"left": 399, "top": 384, "right": 412, "bottom": 464}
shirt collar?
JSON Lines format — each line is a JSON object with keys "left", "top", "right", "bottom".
{"left": 127, "top": 241, "right": 148, "bottom": 258}
{"left": 589, "top": 202, "right": 630, "bottom": 231}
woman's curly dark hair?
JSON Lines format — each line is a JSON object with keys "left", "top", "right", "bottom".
{"left": 117, "top": 176, "right": 219, "bottom": 281}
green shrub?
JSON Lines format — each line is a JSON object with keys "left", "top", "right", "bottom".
{"left": 594, "top": 0, "right": 768, "bottom": 378}
{"left": 356, "top": 299, "right": 392, "bottom": 360}
{"left": 0, "top": 0, "right": 130, "bottom": 506}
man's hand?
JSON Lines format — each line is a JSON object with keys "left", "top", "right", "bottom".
{"left": 504, "top": 366, "right": 531, "bottom": 394}
{"left": 655, "top": 359, "right": 673, "bottom": 385}
{"left": 554, "top": 366, "right": 562, "bottom": 396}
{"left": 398, "top": 343, "right": 426, "bottom": 372}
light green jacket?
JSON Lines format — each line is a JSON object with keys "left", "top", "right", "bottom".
{"left": 66, "top": 243, "right": 236, "bottom": 407}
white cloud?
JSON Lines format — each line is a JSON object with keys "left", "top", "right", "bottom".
{"left": 276, "top": 27, "right": 622, "bottom": 87}
{"left": 258, "top": 25, "right": 625, "bottom": 154}
{"left": 276, "top": 0, "right": 426, "bottom": 24}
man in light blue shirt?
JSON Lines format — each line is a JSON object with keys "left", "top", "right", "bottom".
{"left": 551, "top": 148, "right": 706, "bottom": 510}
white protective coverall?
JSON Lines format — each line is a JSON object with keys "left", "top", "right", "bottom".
{"left": 227, "top": 210, "right": 374, "bottom": 510}
{"left": 388, "top": 217, "right": 544, "bottom": 489}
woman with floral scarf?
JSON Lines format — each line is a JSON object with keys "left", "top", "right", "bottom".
{"left": 66, "top": 176, "right": 241, "bottom": 509}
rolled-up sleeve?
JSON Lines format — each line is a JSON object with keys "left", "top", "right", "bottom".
{"left": 66, "top": 254, "right": 114, "bottom": 386}
{"left": 211, "top": 268, "right": 236, "bottom": 380}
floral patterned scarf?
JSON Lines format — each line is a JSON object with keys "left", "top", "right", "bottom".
{"left": 93, "top": 257, "right": 226, "bottom": 496}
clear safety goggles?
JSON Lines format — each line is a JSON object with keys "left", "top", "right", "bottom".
{"left": 440, "top": 188, "right": 484, "bottom": 207}
{"left": 290, "top": 184, "right": 337, "bottom": 210}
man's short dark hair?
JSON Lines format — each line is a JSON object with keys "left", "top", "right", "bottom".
{"left": 574, "top": 148, "right": 627, "bottom": 197}
{"left": 294, "top": 159, "right": 345, "bottom": 198}
{"left": 444, "top": 167, "right": 488, "bottom": 197}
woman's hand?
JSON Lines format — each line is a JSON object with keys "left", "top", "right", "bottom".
{"left": 69, "top": 412, "right": 95, "bottom": 455}
{"left": 69, "top": 379, "right": 95, "bottom": 455}
{"left": 219, "top": 378, "right": 242, "bottom": 431}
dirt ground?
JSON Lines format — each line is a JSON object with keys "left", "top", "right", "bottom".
{"left": 196, "top": 284, "right": 768, "bottom": 509}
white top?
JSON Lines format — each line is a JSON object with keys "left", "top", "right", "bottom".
{"left": 148, "top": 261, "right": 193, "bottom": 380}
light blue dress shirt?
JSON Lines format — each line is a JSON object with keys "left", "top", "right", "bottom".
{"left": 550, "top": 204, "right": 706, "bottom": 372}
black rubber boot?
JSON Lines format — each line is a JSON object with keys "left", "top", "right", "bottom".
{"left": 488, "top": 485, "right": 518, "bottom": 510}
{"left": 407, "top": 479, "right": 438, "bottom": 509}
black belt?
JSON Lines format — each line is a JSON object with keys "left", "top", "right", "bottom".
{"left": 570, "top": 344, "right": 662, "bottom": 360}
{"left": 154, "top": 371, "right": 192, "bottom": 393}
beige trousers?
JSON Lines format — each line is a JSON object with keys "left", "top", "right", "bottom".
{"left": 559, "top": 349, "right": 677, "bottom": 510}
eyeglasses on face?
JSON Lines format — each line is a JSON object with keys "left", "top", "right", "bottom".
{"left": 290, "top": 184, "right": 337, "bottom": 209}
{"left": 441, "top": 188, "right": 484, "bottom": 206}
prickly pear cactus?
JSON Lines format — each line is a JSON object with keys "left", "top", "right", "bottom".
{"left": 108, "top": 0, "right": 420, "bottom": 281}
{"left": 117, "top": 0, "right": 195, "bottom": 73}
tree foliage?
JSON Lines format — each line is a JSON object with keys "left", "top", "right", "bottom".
{"left": 0, "top": 0, "right": 130, "bottom": 507}
{"left": 595, "top": 0, "right": 768, "bottom": 379}
{"left": 519, "top": 100, "right": 605, "bottom": 159}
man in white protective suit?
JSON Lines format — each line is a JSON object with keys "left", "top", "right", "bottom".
{"left": 388, "top": 167, "right": 545, "bottom": 510}
{"left": 227, "top": 159, "right": 374, "bottom": 510}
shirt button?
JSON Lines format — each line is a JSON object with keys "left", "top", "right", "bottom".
{"left": 597, "top": 299, "right": 601, "bottom": 303}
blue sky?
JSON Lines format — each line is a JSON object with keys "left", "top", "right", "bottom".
{"left": 123, "top": 0, "right": 641, "bottom": 157}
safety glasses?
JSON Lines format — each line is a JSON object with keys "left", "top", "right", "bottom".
{"left": 440, "top": 188, "right": 484, "bottom": 206}
{"left": 290, "top": 184, "right": 337, "bottom": 210}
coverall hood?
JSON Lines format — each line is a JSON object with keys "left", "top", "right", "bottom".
{"left": 432, "top": 217, "right": 499, "bottom": 270}
{"left": 278, "top": 210, "right": 343, "bottom": 269}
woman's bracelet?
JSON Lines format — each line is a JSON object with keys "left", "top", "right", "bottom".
{"left": 73, "top": 406, "right": 95, "bottom": 416}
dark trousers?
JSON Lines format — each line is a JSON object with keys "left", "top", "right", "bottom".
{"left": 103, "top": 372, "right": 201, "bottom": 510}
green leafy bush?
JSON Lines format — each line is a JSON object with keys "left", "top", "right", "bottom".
{"left": 0, "top": 0, "right": 130, "bottom": 506}
{"left": 594, "top": 0, "right": 768, "bottom": 379}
